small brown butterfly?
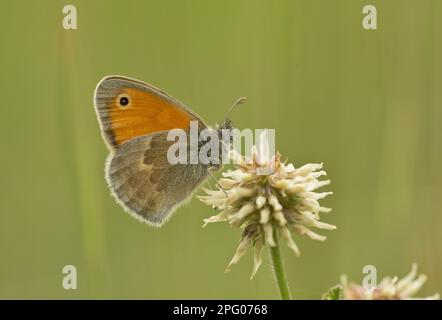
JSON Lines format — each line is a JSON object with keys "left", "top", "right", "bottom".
{"left": 94, "top": 76, "right": 240, "bottom": 226}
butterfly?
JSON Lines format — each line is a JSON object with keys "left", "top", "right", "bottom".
{"left": 94, "top": 76, "right": 241, "bottom": 226}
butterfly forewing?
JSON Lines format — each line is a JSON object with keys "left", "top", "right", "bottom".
{"left": 94, "top": 76, "right": 207, "bottom": 150}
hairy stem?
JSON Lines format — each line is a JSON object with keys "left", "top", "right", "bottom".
{"left": 269, "top": 241, "right": 292, "bottom": 300}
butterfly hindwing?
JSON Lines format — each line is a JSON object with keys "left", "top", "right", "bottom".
{"left": 105, "top": 131, "right": 210, "bottom": 226}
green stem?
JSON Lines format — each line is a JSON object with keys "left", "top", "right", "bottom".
{"left": 269, "top": 242, "right": 292, "bottom": 300}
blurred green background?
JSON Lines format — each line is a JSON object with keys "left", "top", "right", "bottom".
{"left": 1, "top": 0, "right": 441, "bottom": 299}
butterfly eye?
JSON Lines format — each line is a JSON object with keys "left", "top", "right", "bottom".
{"left": 117, "top": 94, "right": 130, "bottom": 107}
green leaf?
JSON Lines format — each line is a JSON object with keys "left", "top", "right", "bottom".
{"left": 322, "top": 285, "right": 343, "bottom": 300}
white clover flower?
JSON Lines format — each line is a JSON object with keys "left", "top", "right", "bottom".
{"left": 199, "top": 146, "right": 335, "bottom": 278}
{"left": 336, "top": 264, "right": 439, "bottom": 300}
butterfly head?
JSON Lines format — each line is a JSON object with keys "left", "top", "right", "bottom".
{"left": 201, "top": 119, "right": 234, "bottom": 171}
{"left": 218, "top": 118, "right": 234, "bottom": 132}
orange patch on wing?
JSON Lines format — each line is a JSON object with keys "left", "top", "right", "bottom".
{"left": 108, "top": 88, "right": 192, "bottom": 146}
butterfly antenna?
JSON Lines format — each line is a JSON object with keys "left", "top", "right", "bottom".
{"left": 208, "top": 170, "right": 228, "bottom": 196}
{"left": 224, "top": 96, "right": 247, "bottom": 120}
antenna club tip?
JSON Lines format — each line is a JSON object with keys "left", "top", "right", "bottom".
{"left": 224, "top": 96, "right": 248, "bottom": 119}
{"left": 237, "top": 97, "right": 248, "bottom": 104}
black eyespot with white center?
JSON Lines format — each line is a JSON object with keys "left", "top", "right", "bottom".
{"left": 117, "top": 93, "right": 130, "bottom": 108}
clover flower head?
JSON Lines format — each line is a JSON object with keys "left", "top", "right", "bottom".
{"left": 199, "top": 145, "right": 335, "bottom": 278}
{"left": 338, "top": 264, "right": 439, "bottom": 300}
